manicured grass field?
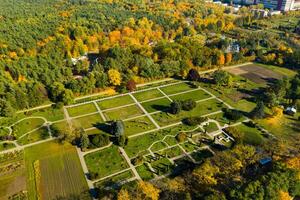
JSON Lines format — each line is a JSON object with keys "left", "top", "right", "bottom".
{"left": 50, "top": 120, "right": 69, "bottom": 133}
{"left": 67, "top": 103, "right": 98, "bottom": 117}
{"left": 133, "top": 89, "right": 164, "bottom": 102}
{"left": 136, "top": 164, "right": 155, "bottom": 181}
{"left": 124, "top": 116, "right": 156, "bottom": 136}
{"left": 24, "top": 141, "right": 89, "bottom": 200}
{"left": 150, "top": 141, "right": 168, "bottom": 152}
{"left": 84, "top": 146, "right": 128, "bottom": 179}
{"left": 103, "top": 105, "right": 143, "bottom": 120}
{"left": 97, "top": 95, "right": 134, "bottom": 110}
{"left": 17, "top": 127, "right": 49, "bottom": 145}
{"left": 72, "top": 113, "right": 103, "bottom": 129}
{"left": 235, "top": 123, "right": 264, "bottom": 145}
{"left": 141, "top": 98, "right": 171, "bottom": 113}
{"left": 151, "top": 98, "right": 225, "bottom": 126}
{"left": 170, "top": 89, "right": 210, "bottom": 101}
{"left": 12, "top": 118, "right": 45, "bottom": 138}
{"left": 160, "top": 82, "right": 194, "bottom": 95}
{"left": 164, "top": 136, "right": 178, "bottom": 146}
{"left": 30, "top": 107, "right": 64, "bottom": 122}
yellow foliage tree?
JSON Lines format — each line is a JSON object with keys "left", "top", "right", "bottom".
{"left": 218, "top": 54, "right": 225, "bottom": 65}
{"left": 225, "top": 53, "right": 232, "bottom": 64}
{"left": 108, "top": 69, "right": 122, "bottom": 86}
{"left": 118, "top": 189, "right": 131, "bottom": 200}
{"left": 137, "top": 181, "right": 160, "bottom": 200}
{"left": 193, "top": 161, "right": 219, "bottom": 186}
{"left": 279, "top": 190, "right": 293, "bottom": 200}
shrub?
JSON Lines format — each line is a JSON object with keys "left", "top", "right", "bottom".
{"left": 115, "top": 135, "right": 128, "bottom": 147}
{"left": 183, "top": 116, "right": 208, "bottom": 126}
{"left": 176, "top": 132, "right": 187, "bottom": 142}
{"left": 131, "top": 155, "right": 143, "bottom": 165}
{"left": 90, "top": 134, "right": 110, "bottom": 148}
{"left": 170, "top": 100, "right": 182, "bottom": 114}
{"left": 224, "top": 108, "right": 243, "bottom": 121}
{"left": 181, "top": 99, "right": 196, "bottom": 111}
{"left": 187, "top": 69, "right": 200, "bottom": 81}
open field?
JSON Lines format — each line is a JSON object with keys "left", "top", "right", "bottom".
{"left": 141, "top": 98, "right": 171, "bottom": 113}
{"left": 124, "top": 116, "right": 156, "bottom": 136}
{"left": 170, "top": 89, "right": 211, "bottom": 101}
{"left": 17, "top": 127, "right": 49, "bottom": 145}
{"left": 160, "top": 82, "right": 194, "bottom": 95}
{"left": 235, "top": 123, "right": 265, "bottom": 145}
{"left": 12, "top": 118, "right": 46, "bottom": 139}
{"left": 24, "top": 141, "right": 89, "bottom": 200}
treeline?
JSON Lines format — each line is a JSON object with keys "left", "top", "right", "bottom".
{"left": 0, "top": 0, "right": 299, "bottom": 117}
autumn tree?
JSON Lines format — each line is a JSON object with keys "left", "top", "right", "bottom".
{"left": 225, "top": 53, "right": 232, "bottom": 64}
{"left": 108, "top": 69, "right": 122, "bottom": 86}
{"left": 126, "top": 79, "right": 136, "bottom": 92}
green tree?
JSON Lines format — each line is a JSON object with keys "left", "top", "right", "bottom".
{"left": 0, "top": 99, "right": 15, "bottom": 117}
{"left": 170, "top": 101, "right": 182, "bottom": 114}
{"left": 111, "top": 120, "right": 125, "bottom": 137}
{"left": 250, "top": 101, "right": 265, "bottom": 119}
{"left": 80, "top": 133, "right": 90, "bottom": 150}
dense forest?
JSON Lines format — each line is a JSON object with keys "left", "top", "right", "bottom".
{"left": 0, "top": 0, "right": 299, "bottom": 116}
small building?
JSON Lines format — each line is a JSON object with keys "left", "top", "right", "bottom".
{"left": 284, "top": 106, "right": 297, "bottom": 116}
{"left": 259, "top": 157, "right": 272, "bottom": 166}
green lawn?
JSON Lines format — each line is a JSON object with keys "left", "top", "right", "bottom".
{"left": 97, "top": 95, "right": 134, "bottom": 110}
{"left": 159, "top": 146, "right": 183, "bottom": 158}
{"left": 24, "top": 141, "right": 89, "bottom": 200}
{"left": 150, "top": 141, "right": 168, "bottom": 152}
{"left": 164, "top": 136, "right": 179, "bottom": 146}
{"left": 67, "top": 103, "right": 98, "bottom": 117}
{"left": 141, "top": 98, "right": 171, "bottom": 113}
{"left": 151, "top": 98, "right": 225, "bottom": 126}
{"left": 180, "top": 142, "right": 198, "bottom": 152}
{"left": 103, "top": 105, "right": 143, "bottom": 121}
{"left": 204, "top": 122, "right": 219, "bottom": 133}
{"left": 160, "top": 82, "right": 194, "bottom": 95}
{"left": 124, "top": 116, "right": 156, "bottom": 136}
{"left": 94, "top": 170, "right": 133, "bottom": 189}
{"left": 12, "top": 118, "right": 45, "bottom": 138}
{"left": 136, "top": 164, "right": 155, "bottom": 181}
{"left": 133, "top": 89, "right": 164, "bottom": 102}
{"left": 72, "top": 113, "right": 103, "bottom": 129}
{"left": 125, "top": 124, "right": 197, "bottom": 158}
{"left": 17, "top": 127, "right": 49, "bottom": 145}
{"left": 50, "top": 120, "right": 69, "bottom": 133}
{"left": 84, "top": 146, "right": 128, "bottom": 180}
{"left": 170, "top": 89, "right": 210, "bottom": 102}
{"left": 235, "top": 123, "right": 264, "bottom": 145}
{"left": 150, "top": 158, "right": 174, "bottom": 176}
{"left": 0, "top": 142, "right": 16, "bottom": 151}
{"left": 29, "top": 107, "right": 64, "bottom": 122}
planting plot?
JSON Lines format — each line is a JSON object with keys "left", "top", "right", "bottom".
{"left": 141, "top": 98, "right": 171, "bottom": 113}
{"left": 164, "top": 136, "right": 178, "bottom": 146}
{"left": 170, "top": 89, "right": 210, "bottom": 101}
{"left": 94, "top": 170, "right": 133, "bottom": 189}
{"left": 12, "top": 118, "right": 45, "bottom": 138}
{"left": 72, "top": 113, "right": 103, "bottom": 129}
{"left": 125, "top": 124, "right": 196, "bottom": 158}
{"left": 124, "top": 116, "right": 156, "bottom": 136}
{"left": 136, "top": 164, "right": 155, "bottom": 181}
{"left": 103, "top": 105, "right": 143, "bottom": 121}
{"left": 51, "top": 120, "right": 69, "bottom": 133}
{"left": 30, "top": 107, "right": 64, "bottom": 122}
{"left": 24, "top": 141, "right": 89, "bottom": 200}
{"left": 150, "top": 141, "right": 168, "bottom": 152}
{"left": 226, "top": 64, "right": 286, "bottom": 85}
{"left": 151, "top": 98, "right": 225, "bottom": 126}
{"left": 160, "top": 82, "right": 194, "bottom": 95}
{"left": 133, "top": 89, "right": 164, "bottom": 102}
{"left": 67, "top": 103, "right": 97, "bottom": 117}
{"left": 84, "top": 146, "right": 128, "bottom": 180}
{"left": 97, "top": 95, "right": 134, "bottom": 110}
{"left": 17, "top": 127, "right": 49, "bottom": 145}
{"left": 180, "top": 142, "right": 199, "bottom": 152}
{"left": 160, "top": 146, "right": 183, "bottom": 158}
{"left": 151, "top": 158, "right": 174, "bottom": 176}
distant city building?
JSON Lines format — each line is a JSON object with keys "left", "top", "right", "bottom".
{"left": 230, "top": 0, "right": 299, "bottom": 11}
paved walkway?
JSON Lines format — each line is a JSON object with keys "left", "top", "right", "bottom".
{"left": 119, "top": 147, "right": 141, "bottom": 180}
